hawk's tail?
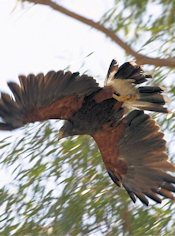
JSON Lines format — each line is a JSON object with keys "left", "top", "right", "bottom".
{"left": 114, "top": 61, "right": 169, "bottom": 113}
{"left": 132, "top": 86, "right": 169, "bottom": 113}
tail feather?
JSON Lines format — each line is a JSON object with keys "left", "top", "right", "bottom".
{"left": 124, "top": 85, "right": 169, "bottom": 113}
{"left": 129, "top": 101, "right": 168, "bottom": 113}
{"left": 138, "top": 86, "right": 163, "bottom": 93}
{"left": 136, "top": 85, "right": 168, "bottom": 113}
{"left": 115, "top": 61, "right": 151, "bottom": 84}
{"left": 115, "top": 62, "right": 140, "bottom": 79}
{"left": 139, "top": 93, "right": 166, "bottom": 105}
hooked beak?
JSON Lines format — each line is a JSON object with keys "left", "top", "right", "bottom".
{"left": 58, "top": 130, "right": 65, "bottom": 141}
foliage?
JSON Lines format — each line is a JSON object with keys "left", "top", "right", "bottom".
{"left": 102, "top": 0, "right": 175, "bottom": 61}
{"left": 0, "top": 0, "right": 175, "bottom": 235}
{"left": 0, "top": 120, "right": 175, "bottom": 235}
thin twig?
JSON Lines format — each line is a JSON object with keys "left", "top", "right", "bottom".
{"left": 25, "top": 0, "right": 175, "bottom": 68}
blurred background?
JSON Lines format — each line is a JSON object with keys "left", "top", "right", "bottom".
{"left": 0, "top": 0, "right": 175, "bottom": 235}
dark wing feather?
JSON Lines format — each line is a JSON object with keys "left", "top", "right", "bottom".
{"left": 0, "top": 70, "right": 99, "bottom": 130}
{"left": 93, "top": 110, "right": 175, "bottom": 205}
{"left": 114, "top": 61, "right": 151, "bottom": 84}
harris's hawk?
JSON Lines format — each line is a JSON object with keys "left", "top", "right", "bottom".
{"left": 0, "top": 60, "right": 174, "bottom": 206}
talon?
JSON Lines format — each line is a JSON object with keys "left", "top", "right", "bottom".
{"left": 113, "top": 94, "right": 136, "bottom": 102}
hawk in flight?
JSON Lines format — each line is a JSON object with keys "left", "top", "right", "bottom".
{"left": 0, "top": 60, "right": 174, "bottom": 205}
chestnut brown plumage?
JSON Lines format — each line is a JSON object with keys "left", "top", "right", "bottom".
{"left": 0, "top": 60, "right": 174, "bottom": 205}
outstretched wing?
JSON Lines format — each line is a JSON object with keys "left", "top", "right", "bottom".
{"left": 0, "top": 70, "right": 99, "bottom": 130}
{"left": 93, "top": 110, "right": 175, "bottom": 205}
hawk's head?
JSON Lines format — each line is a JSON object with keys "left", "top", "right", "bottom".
{"left": 59, "top": 121, "right": 78, "bottom": 139}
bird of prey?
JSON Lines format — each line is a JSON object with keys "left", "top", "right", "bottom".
{"left": 0, "top": 60, "right": 174, "bottom": 206}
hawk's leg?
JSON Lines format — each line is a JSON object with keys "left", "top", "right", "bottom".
{"left": 113, "top": 94, "right": 137, "bottom": 102}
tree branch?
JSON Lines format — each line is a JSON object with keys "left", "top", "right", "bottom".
{"left": 25, "top": 0, "right": 175, "bottom": 68}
